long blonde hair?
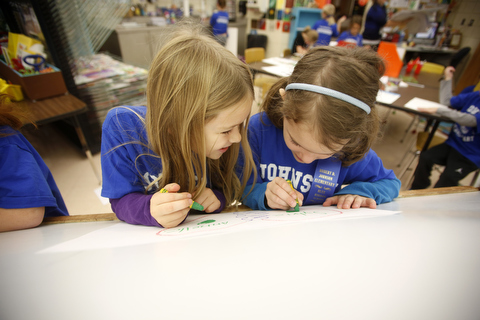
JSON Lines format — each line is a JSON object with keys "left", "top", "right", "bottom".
{"left": 146, "top": 22, "right": 256, "bottom": 206}
{"left": 322, "top": 4, "right": 336, "bottom": 25}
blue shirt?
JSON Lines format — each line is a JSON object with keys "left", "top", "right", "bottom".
{"left": 0, "top": 126, "right": 68, "bottom": 217}
{"left": 337, "top": 31, "right": 363, "bottom": 47}
{"left": 101, "top": 106, "right": 162, "bottom": 199}
{"left": 446, "top": 90, "right": 480, "bottom": 167}
{"left": 363, "top": 3, "right": 387, "bottom": 41}
{"left": 312, "top": 19, "right": 338, "bottom": 46}
{"left": 240, "top": 113, "right": 400, "bottom": 210}
{"left": 210, "top": 11, "right": 229, "bottom": 36}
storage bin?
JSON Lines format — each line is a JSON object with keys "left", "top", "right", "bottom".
{"left": 0, "top": 59, "right": 68, "bottom": 100}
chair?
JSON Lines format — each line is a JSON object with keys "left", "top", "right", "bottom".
{"left": 247, "top": 34, "right": 267, "bottom": 50}
{"left": 421, "top": 62, "right": 445, "bottom": 74}
{"left": 397, "top": 131, "right": 446, "bottom": 186}
{"left": 244, "top": 47, "right": 265, "bottom": 64}
{"left": 283, "top": 48, "right": 291, "bottom": 57}
{"left": 244, "top": 47, "right": 278, "bottom": 100}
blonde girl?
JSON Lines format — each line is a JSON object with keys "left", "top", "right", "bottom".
{"left": 241, "top": 46, "right": 400, "bottom": 210}
{"left": 101, "top": 23, "right": 256, "bottom": 228}
{"left": 292, "top": 26, "right": 319, "bottom": 55}
{"left": 312, "top": 4, "right": 346, "bottom": 46}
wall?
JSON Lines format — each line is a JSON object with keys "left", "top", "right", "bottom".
{"left": 445, "top": 0, "right": 480, "bottom": 68}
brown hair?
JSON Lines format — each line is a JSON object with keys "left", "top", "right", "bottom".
{"left": 262, "top": 46, "right": 385, "bottom": 166}
{"left": 145, "top": 22, "right": 255, "bottom": 206}
{"left": 217, "top": 0, "right": 226, "bottom": 9}
{"left": 350, "top": 15, "right": 363, "bottom": 28}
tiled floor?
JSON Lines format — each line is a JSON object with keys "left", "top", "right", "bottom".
{"left": 22, "top": 97, "right": 477, "bottom": 216}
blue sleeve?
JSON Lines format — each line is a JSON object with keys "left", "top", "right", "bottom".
{"left": 242, "top": 182, "right": 269, "bottom": 210}
{"left": 450, "top": 91, "right": 479, "bottom": 111}
{"left": 210, "top": 13, "right": 215, "bottom": 27}
{"left": 337, "top": 31, "right": 347, "bottom": 41}
{"left": 0, "top": 144, "right": 58, "bottom": 209}
{"left": 331, "top": 23, "right": 339, "bottom": 37}
{"left": 335, "top": 178, "right": 401, "bottom": 204}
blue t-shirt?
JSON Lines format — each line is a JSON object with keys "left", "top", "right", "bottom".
{"left": 101, "top": 106, "right": 162, "bottom": 199}
{"left": 210, "top": 11, "right": 229, "bottom": 36}
{"left": 312, "top": 19, "right": 338, "bottom": 46}
{"left": 337, "top": 31, "right": 363, "bottom": 47}
{"left": 363, "top": 3, "right": 387, "bottom": 41}
{"left": 446, "top": 90, "right": 480, "bottom": 167}
{"left": 241, "top": 113, "right": 400, "bottom": 210}
{"left": 0, "top": 126, "right": 68, "bottom": 217}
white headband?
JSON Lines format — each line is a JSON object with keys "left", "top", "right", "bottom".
{"left": 285, "top": 83, "right": 371, "bottom": 114}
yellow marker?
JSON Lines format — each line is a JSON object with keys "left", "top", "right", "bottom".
{"left": 159, "top": 188, "right": 204, "bottom": 211}
{"left": 286, "top": 180, "right": 300, "bottom": 212}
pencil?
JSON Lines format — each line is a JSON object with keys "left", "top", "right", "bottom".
{"left": 286, "top": 180, "right": 300, "bottom": 212}
{"left": 159, "top": 188, "right": 204, "bottom": 211}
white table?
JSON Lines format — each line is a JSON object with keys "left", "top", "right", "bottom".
{"left": 1, "top": 188, "right": 479, "bottom": 320}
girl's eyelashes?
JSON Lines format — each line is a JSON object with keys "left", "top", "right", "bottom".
{"left": 222, "top": 129, "right": 232, "bottom": 135}
{"left": 290, "top": 138, "right": 300, "bottom": 146}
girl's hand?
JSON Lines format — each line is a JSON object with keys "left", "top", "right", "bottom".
{"left": 150, "top": 183, "right": 192, "bottom": 228}
{"left": 193, "top": 188, "right": 221, "bottom": 213}
{"left": 323, "top": 194, "right": 377, "bottom": 209}
{"left": 444, "top": 66, "right": 455, "bottom": 81}
{"left": 265, "top": 177, "right": 304, "bottom": 210}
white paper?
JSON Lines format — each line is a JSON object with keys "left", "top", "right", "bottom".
{"left": 404, "top": 97, "right": 447, "bottom": 110}
{"left": 262, "top": 65, "right": 295, "bottom": 77}
{"left": 376, "top": 90, "right": 401, "bottom": 104}
{"left": 38, "top": 206, "right": 400, "bottom": 253}
{"left": 262, "top": 57, "right": 297, "bottom": 66}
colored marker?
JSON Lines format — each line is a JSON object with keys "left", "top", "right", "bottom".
{"left": 286, "top": 180, "right": 300, "bottom": 212}
{"left": 159, "top": 188, "right": 204, "bottom": 211}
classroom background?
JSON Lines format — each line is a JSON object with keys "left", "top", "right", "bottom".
{"left": 0, "top": 0, "right": 479, "bottom": 215}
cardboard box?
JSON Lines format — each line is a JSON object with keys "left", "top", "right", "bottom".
{"left": 0, "top": 59, "right": 68, "bottom": 100}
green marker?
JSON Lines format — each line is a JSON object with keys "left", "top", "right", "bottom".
{"left": 159, "top": 188, "right": 204, "bottom": 211}
{"left": 286, "top": 180, "right": 300, "bottom": 212}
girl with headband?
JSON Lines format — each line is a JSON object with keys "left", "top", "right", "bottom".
{"left": 239, "top": 46, "right": 400, "bottom": 210}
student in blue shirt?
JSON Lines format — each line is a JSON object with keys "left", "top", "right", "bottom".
{"left": 411, "top": 67, "right": 480, "bottom": 189}
{"left": 0, "top": 96, "right": 68, "bottom": 232}
{"left": 210, "top": 0, "right": 229, "bottom": 46}
{"left": 240, "top": 46, "right": 400, "bottom": 211}
{"left": 337, "top": 15, "right": 363, "bottom": 47}
{"left": 101, "top": 23, "right": 256, "bottom": 228}
{"left": 312, "top": 4, "right": 346, "bottom": 46}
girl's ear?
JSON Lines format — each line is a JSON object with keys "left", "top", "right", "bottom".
{"left": 279, "top": 88, "right": 286, "bottom": 100}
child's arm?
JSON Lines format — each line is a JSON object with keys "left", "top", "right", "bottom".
{"left": 111, "top": 183, "right": 193, "bottom": 228}
{"left": 324, "top": 178, "right": 401, "bottom": 209}
{"left": 0, "top": 207, "right": 45, "bottom": 232}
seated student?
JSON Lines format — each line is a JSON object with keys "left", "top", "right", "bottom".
{"left": 101, "top": 23, "right": 256, "bottom": 228}
{"left": 0, "top": 95, "right": 69, "bottom": 232}
{"left": 312, "top": 4, "right": 346, "bottom": 46}
{"left": 337, "top": 15, "right": 363, "bottom": 47}
{"left": 239, "top": 46, "right": 400, "bottom": 211}
{"left": 210, "top": 0, "right": 229, "bottom": 46}
{"left": 411, "top": 66, "right": 480, "bottom": 189}
{"left": 292, "top": 26, "right": 318, "bottom": 56}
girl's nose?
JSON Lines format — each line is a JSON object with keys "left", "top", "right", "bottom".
{"left": 230, "top": 127, "right": 241, "bottom": 143}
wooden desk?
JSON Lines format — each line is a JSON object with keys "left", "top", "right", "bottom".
{"left": 1, "top": 187, "right": 479, "bottom": 320}
{"left": 15, "top": 94, "right": 101, "bottom": 183}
